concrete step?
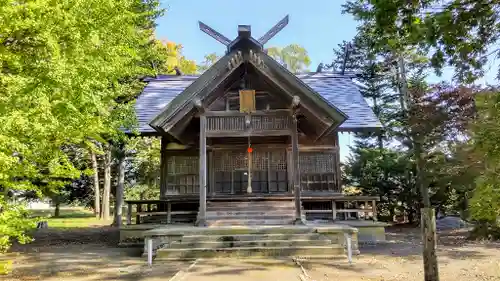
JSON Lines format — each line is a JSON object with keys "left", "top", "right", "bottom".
{"left": 207, "top": 219, "right": 295, "bottom": 226}
{"left": 155, "top": 245, "right": 344, "bottom": 260}
{"left": 180, "top": 233, "right": 328, "bottom": 243}
{"left": 168, "top": 239, "right": 332, "bottom": 249}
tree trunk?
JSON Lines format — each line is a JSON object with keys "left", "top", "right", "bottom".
{"left": 91, "top": 150, "right": 100, "bottom": 218}
{"left": 415, "top": 140, "right": 439, "bottom": 280}
{"left": 397, "top": 56, "right": 439, "bottom": 281}
{"left": 113, "top": 146, "right": 125, "bottom": 226}
{"left": 101, "top": 146, "right": 111, "bottom": 221}
{"left": 54, "top": 196, "right": 60, "bottom": 217}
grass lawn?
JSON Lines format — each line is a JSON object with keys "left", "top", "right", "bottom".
{"left": 29, "top": 208, "right": 112, "bottom": 228}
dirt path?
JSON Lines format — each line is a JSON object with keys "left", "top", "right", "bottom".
{"left": 3, "top": 226, "right": 500, "bottom": 281}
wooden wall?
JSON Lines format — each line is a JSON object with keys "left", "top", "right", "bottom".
{"left": 160, "top": 131, "right": 342, "bottom": 198}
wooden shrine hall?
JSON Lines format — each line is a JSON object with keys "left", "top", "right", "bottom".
{"left": 125, "top": 16, "right": 383, "bottom": 228}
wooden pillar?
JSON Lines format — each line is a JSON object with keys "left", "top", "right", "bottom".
{"left": 167, "top": 202, "right": 172, "bottom": 224}
{"left": 372, "top": 200, "right": 378, "bottom": 221}
{"left": 126, "top": 203, "right": 132, "bottom": 225}
{"left": 136, "top": 204, "right": 142, "bottom": 224}
{"left": 196, "top": 113, "right": 207, "bottom": 226}
{"left": 209, "top": 150, "right": 215, "bottom": 196}
{"left": 291, "top": 114, "right": 303, "bottom": 224}
{"left": 334, "top": 132, "right": 342, "bottom": 192}
{"left": 332, "top": 200, "right": 337, "bottom": 221}
{"left": 160, "top": 137, "right": 168, "bottom": 200}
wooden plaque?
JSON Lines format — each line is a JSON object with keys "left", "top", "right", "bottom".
{"left": 239, "top": 89, "right": 256, "bottom": 113}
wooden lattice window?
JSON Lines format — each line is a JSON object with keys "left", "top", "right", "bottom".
{"left": 166, "top": 156, "right": 199, "bottom": 194}
{"left": 212, "top": 149, "right": 289, "bottom": 194}
{"left": 299, "top": 151, "right": 338, "bottom": 192}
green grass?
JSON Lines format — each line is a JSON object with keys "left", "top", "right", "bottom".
{"left": 30, "top": 208, "right": 112, "bottom": 229}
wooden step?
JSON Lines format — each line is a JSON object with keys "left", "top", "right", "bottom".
{"left": 206, "top": 210, "right": 294, "bottom": 216}
{"left": 207, "top": 219, "right": 296, "bottom": 226}
{"left": 206, "top": 214, "right": 294, "bottom": 220}
{"left": 207, "top": 201, "right": 295, "bottom": 208}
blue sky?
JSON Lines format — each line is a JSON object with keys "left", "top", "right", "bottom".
{"left": 155, "top": 0, "right": 498, "bottom": 161}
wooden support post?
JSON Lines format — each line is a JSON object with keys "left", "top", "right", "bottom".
{"left": 146, "top": 237, "right": 153, "bottom": 266}
{"left": 372, "top": 200, "right": 378, "bottom": 221}
{"left": 354, "top": 201, "right": 359, "bottom": 219}
{"left": 167, "top": 202, "right": 172, "bottom": 224}
{"left": 126, "top": 203, "right": 132, "bottom": 225}
{"left": 334, "top": 134, "right": 342, "bottom": 192}
{"left": 197, "top": 113, "right": 207, "bottom": 227}
{"left": 344, "top": 232, "right": 353, "bottom": 264}
{"left": 160, "top": 137, "right": 168, "bottom": 200}
{"left": 332, "top": 200, "right": 337, "bottom": 221}
{"left": 136, "top": 204, "right": 142, "bottom": 224}
{"left": 422, "top": 208, "right": 439, "bottom": 280}
{"left": 247, "top": 145, "right": 252, "bottom": 194}
{"left": 209, "top": 150, "right": 215, "bottom": 196}
{"left": 291, "top": 114, "right": 303, "bottom": 224}
{"left": 267, "top": 152, "right": 272, "bottom": 193}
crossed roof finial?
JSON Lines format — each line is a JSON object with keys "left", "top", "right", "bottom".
{"left": 198, "top": 15, "right": 289, "bottom": 49}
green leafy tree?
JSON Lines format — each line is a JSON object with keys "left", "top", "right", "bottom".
{"left": 148, "top": 40, "right": 198, "bottom": 75}
{"left": 267, "top": 44, "right": 311, "bottom": 73}
{"left": 125, "top": 137, "right": 161, "bottom": 200}
{"left": 197, "top": 53, "right": 221, "bottom": 73}
{"left": 343, "top": 1, "right": 500, "bottom": 83}
{"left": 468, "top": 89, "right": 500, "bottom": 237}
{"left": 0, "top": 0, "right": 165, "bottom": 260}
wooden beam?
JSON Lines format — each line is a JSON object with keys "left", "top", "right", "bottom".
{"left": 204, "top": 109, "right": 290, "bottom": 117}
{"left": 332, "top": 200, "right": 337, "bottom": 221}
{"left": 126, "top": 203, "right": 132, "bottom": 225}
{"left": 160, "top": 137, "right": 168, "bottom": 200}
{"left": 196, "top": 114, "right": 207, "bottom": 227}
{"left": 209, "top": 150, "right": 215, "bottom": 196}
{"left": 291, "top": 114, "right": 303, "bottom": 224}
{"left": 372, "top": 200, "right": 378, "bottom": 221}
{"left": 167, "top": 203, "right": 172, "bottom": 224}
{"left": 334, "top": 132, "right": 342, "bottom": 192}
{"left": 206, "top": 130, "right": 290, "bottom": 138}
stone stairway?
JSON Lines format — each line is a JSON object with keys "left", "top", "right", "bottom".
{"left": 206, "top": 200, "right": 299, "bottom": 226}
{"left": 154, "top": 227, "right": 344, "bottom": 260}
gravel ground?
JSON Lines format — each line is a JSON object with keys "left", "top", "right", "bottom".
{"left": 2, "top": 225, "right": 500, "bottom": 281}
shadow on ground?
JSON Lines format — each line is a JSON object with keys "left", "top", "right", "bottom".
{"left": 4, "top": 225, "right": 500, "bottom": 281}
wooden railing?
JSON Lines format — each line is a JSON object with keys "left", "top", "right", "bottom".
{"left": 303, "top": 198, "right": 378, "bottom": 221}
{"left": 205, "top": 110, "right": 292, "bottom": 137}
{"left": 125, "top": 200, "right": 197, "bottom": 225}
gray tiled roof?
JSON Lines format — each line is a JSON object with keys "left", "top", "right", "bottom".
{"left": 133, "top": 73, "right": 382, "bottom": 133}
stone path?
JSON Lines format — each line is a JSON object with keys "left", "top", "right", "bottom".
{"left": 170, "top": 259, "right": 304, "bottom": 281}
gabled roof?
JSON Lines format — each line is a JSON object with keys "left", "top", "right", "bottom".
{"left": 133, "top": 72, "right": 382, "bottom": 134}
